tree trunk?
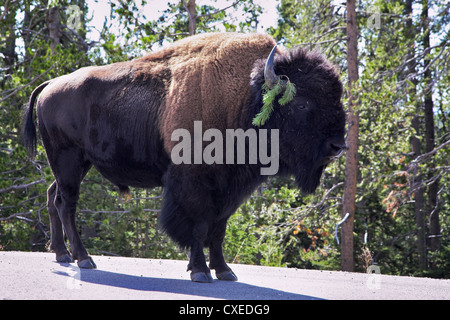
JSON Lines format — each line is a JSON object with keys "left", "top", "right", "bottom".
{"left": 22, "top": 1, "right": 32, "bottom": 77}
{"left": 185, "top": 0, "right": 196, "bottom": 35}
{"left": 405, "top": 0, "right": 427, "bottom": 271}
{"left": 341, "top": 0, "right": 359, "bottom": 272}
{"left": 0, "top": 2, "right": 16, "bottom": 89}
{"left": 47, "top": 6, "right": 61, "bottom": 54}
{"left": 411, "top": 117, "right": 427, "bottom": 270}
{"left": 421, "top": 0, "right": 440, "bottom": 256}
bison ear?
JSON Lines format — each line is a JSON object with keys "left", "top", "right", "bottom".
{"left": 264, "top": 45, "right": 279, "bottom": 89}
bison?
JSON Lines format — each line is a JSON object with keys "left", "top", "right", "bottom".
{"left": 23, "top": 32, "right": 346, "bottom": 283}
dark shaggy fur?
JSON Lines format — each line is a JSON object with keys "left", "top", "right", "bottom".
{"left": 249, "top": 47, "right": 345, "bottom": 192}
{"left": 23, "top": 33, "right": 345, "bottom": 282}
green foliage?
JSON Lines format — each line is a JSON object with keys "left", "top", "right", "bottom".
{"left": 278, "top": 80, "right": 297, "bottom": 106}
{"left": 252, "top": 83, "right": 281, "bottom": 127}
{"left": 106, "top": 0, "right": 262, "bottom": 56}
{"left": 253, "top": 80, "right": 296, "bottom": 127}
{"left": 221, "top": 180, "right": 343, "bottom": 270}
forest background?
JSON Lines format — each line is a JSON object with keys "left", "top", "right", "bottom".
{"left": 1, "top": 0, "right": 449, "bottom": 278}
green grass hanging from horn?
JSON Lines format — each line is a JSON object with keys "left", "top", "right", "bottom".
{"left": 253, "top": 45, "right": 297, "bottom": 127}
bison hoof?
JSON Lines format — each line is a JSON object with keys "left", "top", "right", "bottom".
{"left": 216, "top": 270, "right": 238, "bottom": 281}
{"left": 190, "top": 272, "right": 214, "bottom": 283}
{"left": 77, "top": 257, "right": 97, "bottom": 269}
{"left": 56, "top": 253, "right": 74, "bottom": 264}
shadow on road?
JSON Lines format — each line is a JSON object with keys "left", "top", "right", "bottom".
{"left": 53, "top": 267, "right": 322, "bottom": 300}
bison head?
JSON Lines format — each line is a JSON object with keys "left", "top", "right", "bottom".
{"left": 250, "top": 45, "right": 347, "bottom": 194}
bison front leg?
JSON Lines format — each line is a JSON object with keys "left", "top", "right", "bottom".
{"left": 187, "top": 221, "right": 214, "bottom": 283}
{"left": 160, "top": 177, "right": 213, "bottom": 282}
{"left": 209, "top": 218, "right": 238, "bottom": 281}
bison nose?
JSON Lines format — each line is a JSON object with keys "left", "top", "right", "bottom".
{"left": 326, "top": 139, "right": 347, "bottom": 158}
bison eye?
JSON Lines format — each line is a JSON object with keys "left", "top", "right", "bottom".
{"left": 295, "top": 97, "right": 312, "bottom": 110}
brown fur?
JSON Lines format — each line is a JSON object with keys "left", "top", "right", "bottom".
{"left": 140, "top": 33, "right": 277, "bottom": 152}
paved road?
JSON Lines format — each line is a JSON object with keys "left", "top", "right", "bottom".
{"left": 1, "top": 251, "right": 449, "bottom": 300}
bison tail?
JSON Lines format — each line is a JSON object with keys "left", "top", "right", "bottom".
{"left": 23, "top": 81, "right": 50, "bottom": 159}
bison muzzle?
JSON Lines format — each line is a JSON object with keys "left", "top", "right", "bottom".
{"left": 23, "top": 33, "right": 346, "bottom": 283}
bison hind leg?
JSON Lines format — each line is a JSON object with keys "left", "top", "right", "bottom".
{"left": 47, "top": 181, "right": 73, "bottom": 263}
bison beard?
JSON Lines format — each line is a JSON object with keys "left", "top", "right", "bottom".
{"left": 23, "top": 33, "right": 346, "bottom": 283}
{"left": 295, "top": 166, "right": 324, "bottom": 195}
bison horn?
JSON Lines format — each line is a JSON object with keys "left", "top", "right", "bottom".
{"left": 264, "top": 45, "right": 279, "bottom": 88}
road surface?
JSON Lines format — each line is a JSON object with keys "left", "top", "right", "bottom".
{"left": 1, "top": 251, "right": 449, "bottom": 300}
